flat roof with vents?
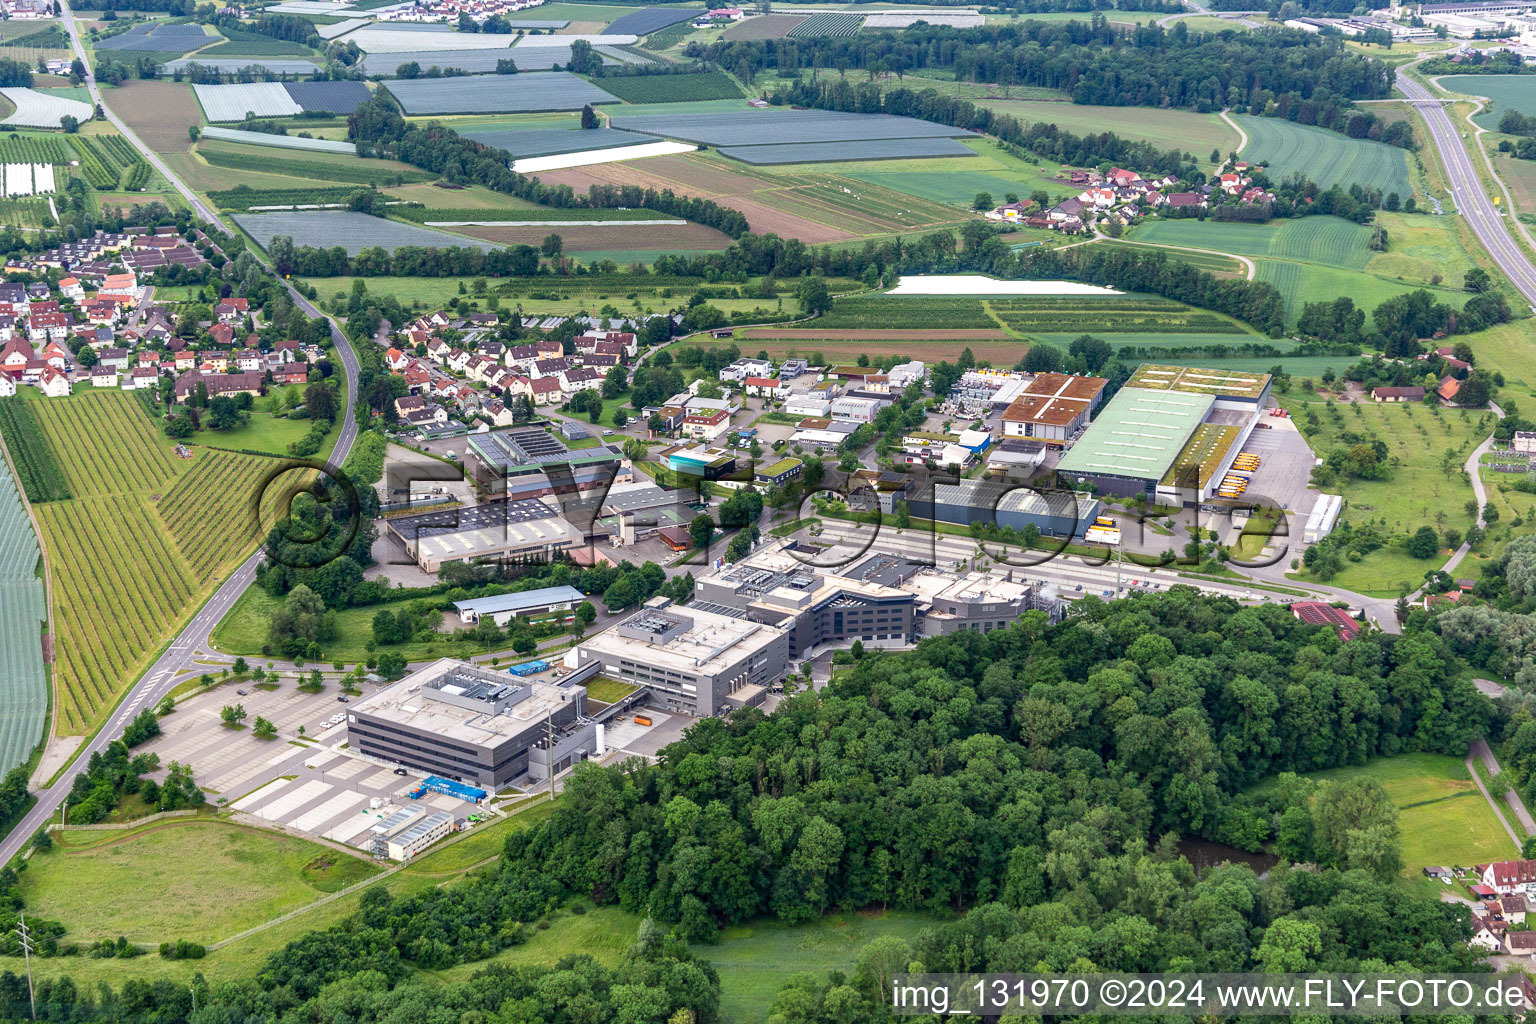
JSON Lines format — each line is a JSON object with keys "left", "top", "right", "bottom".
{"left": 1056, "top": 388, "right": 1215, "bottom": 482}
{"left": 1126, "top": 363, "right": 1271, "bottom": 401}
{"left": 1161, "top": 423, "right": 1242, "bottom": 488}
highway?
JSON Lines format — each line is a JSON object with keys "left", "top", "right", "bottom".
{"left": 0, "top": 0, "right": 363, "bottom": 864}
{"left": 1397, "top": 66, "right": 1536, "bottom": 306}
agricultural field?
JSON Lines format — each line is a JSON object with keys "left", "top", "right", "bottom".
{"left": 23, "top": 391, "right": 312, "bottom": 734}
{"left": 451, "top": 221, "right": 733, "bottom": 253}
{"left": 721, "top": 13, "right": 807, "bottom": 38}
{"left": 19, "top": 819, "right": 380, "bottom": 946}
{"left": 1281, "top": 754, "right": 1515, "bottom": 872}
{"left": 989, "top": 295, "right": 1252, "bottom": 335}
{"left": 1438, "top": 75, "right": 1536, "bottom": 129}
{"left": 0, "top": 456, "right": 46, "bottom": 778}
{"left": 798, "top": 70, "right": 1238, "bottom": 162}
{"left": 106, "top": 80, "right": 205, "bottom": 154}
{"left": 1127, "top": 215, "right": 1470, "bottom": 318}
{"left": 460, "top": 124, "right": 651, "bottom": 158}
{"left": 787, "top": 11, "right": 863, "bottom": 36}
{"left": 237, "top": 210, "right": 503, "bottom": 253}
{"left": 604, "top": 6, "right": 698, "bottom": 35}
{"left": 1235, "top": 114, "right": 1414, "bottom": 197}
{"left": 1279, "top": 396, "right": 1487, "bottom": 596}
{"left": 383, "top": 72, "right": 618, "bottom": 115}
{"left": 720, "top": 137, "right": 975, "bottom": 165}
{"left": 533, "top": 150, "right": 977, "bottom": 242}
{"left": 812, "top": 295, "right": 1004, "bottom": 330}
{"left": 196, "top": 139, "right": 435, "bottom": 187}
{"left": 1096, "top": 238, "right": 1249, "bottom": 276}
{"left": 610, "top": 107, "right": 976, "bottom": 147}
{"left": 593, "top": 70, "right": 743, "bottom": 104}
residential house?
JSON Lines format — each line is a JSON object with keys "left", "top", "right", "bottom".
{"left": 485, "top": 399, "right": 515, "bottom": 427}
{"left": 654, "top": 405, "right": 686, "bottom": 434}
{"left": 683, "top": 408, "right": 731, "bottom": 442}
{"left": 213, "top": 297, "right": 248, "bottom": 323}
{"left": 1506, "top": 931, "right": 1536, "bottom": 957}
{"left": 1167, "top": 192, "right": 1206, "bottom": 210}
{"left": 404, "top": 406, "right": 449, "bottom": 429}
{"left": 744, "top": 376, "right": 784, "bottom": 399}
{"left": 719, "top": 357, "right": 773, "bottom": 383}
{"left": 1438, "top": 376, "right": 1462, "bottom": 405}
{"left": 98, "top": 347, "right": 129, "bottom": 371}
{"left": 386, "top": 347, "right": 410, "bottom": 372}
{"left": 561, "top": 366, "right": 603, "bottom": 394}
{"left": 446, "top": 349, "right": 473, "bottom": 374}
{"left": 27, "top": 313, "right": 69, "bottom": 343}
{"left": 100, "top": 273, "right": 140, "bottom": 304}
{"left": 125, "top": 366, "right": 159, "bottom": 390}
{"left": 58, "top": 276, "right": 83, "bottom": 302}
{"left": 1371, "top": 386, "right": 1425, "bottom": 402}
{"left": 172, "top": 370, "right": 263, "bottom": 402}
{"left": 1481, "top": 860, "right": 1536, "bottom": 893}
{"left": 205, "top": 351, "right": 230, "bottom": 373}
{"left": 208, "top": 323, "right": 235, "bottom": 348}
{"left": 985, "top": 200, "right": 1034, "bottom": 223}
{"left": 273, "top": 339, "right": 302, "bottom": 362}
{"left": 0, "top": 374, "right": 16, "bottom": 397}
{"left": 89, "top": 366, "right": 118, "bottom": 388}
{"left": 277, "top": 363, "right": 309, "bottom": 385}
{"left": 234, "top": 349, "right": 262, "bottom": 372}
{"left": 532, "top": 357, "right": 569, "bottom": 379}
{"left": 528, "top": 376, "right": 561, "bottom": 406}
{"left": 36, "top": 367, "right": 69, "bottom": 397}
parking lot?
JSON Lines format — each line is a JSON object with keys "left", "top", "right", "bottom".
{"left": 141, "top": 681, "right": 482, "bottom": 852}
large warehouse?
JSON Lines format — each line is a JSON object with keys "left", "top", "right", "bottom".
{"left": 385, "top": 499, "right": 585, "bottom": 572}
{"left": 907, "top": 479, "right": 1101, "bottom": 538}
{"left": 1055, "top": 365, "right": 1272, "bottom": 505}
{"left": 999, "top": 373, "right": 1109, "bottom": 445}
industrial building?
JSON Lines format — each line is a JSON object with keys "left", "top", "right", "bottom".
{"left": 1304, "top": 493, "right": 1343, "bottom": 544}
{"left": 999, "top": 373, "right": 1109, "bottom": 445}
{"left": 387, "top": 810, "right": 456, "bottom": 860}
{"left": 692, "top": 541, "right": 1063, "bottom": 649}
{"left": 1055, "top": 365, "right": 1272, "bottom": 506}
{"left": 452, "top": 585, "right": 586, "bottom": 627}
{"left": 568, "top": 598, "right": 790, "bottom": 715}
{"left": 906, "top": 478, "right": 1101, "bottom": 538}
{"left": 693, "top": 545, "right": 917, "bottom": 657}
{"left": 665, "top": 445, "right": 738, "bottom": 480}
{"left": 385, "top": 499, "right": 585, "bottom": 572}
{"left": 346, "top": 659, "right": 596, "bottom": 788}
{"left": 465, "top": 428, "right": 628, "bottom": 502}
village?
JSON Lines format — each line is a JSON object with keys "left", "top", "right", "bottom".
{"left": 984, "top": 163, "right": 1275, "bottom": 234}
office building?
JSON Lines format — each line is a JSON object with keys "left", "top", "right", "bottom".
{"left": 568, "top": 598, "right": 789, "bottom": 715}
{"left": 346, "top": 659, "right": 595, "bottom": 788}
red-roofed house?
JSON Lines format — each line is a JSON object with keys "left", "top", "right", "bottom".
{"left": 385, "top": 347, "right": 409, "bottom": 372}
{"left": 1438, "top": 375, "right": 1462, "bottom": 405}
{"left": 744, "top": 376, "right": 783, "bottom": 398}
{"left": 37, "top": 366, "right": 70, "bottom": 397}
{"left": 1480, "top": 861, "right": 1536, "bottom": 893}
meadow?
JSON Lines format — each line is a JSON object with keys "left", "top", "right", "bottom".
{"left": 1279, "top": 396, "right": 1488, "bottom": 596}
{"left": 1438, "top": 75, "right": 1536, "bottom": 129}
{"left": 1127, "top": 214, "right": 1470, "bottom": 317}
{"left": 24, "top": 392, "right": 313, "bottom": 734}
{"left": 19, "top": 819, "right": 380, "bottom": 946}
{"left": 1235, "top": 114, "right": 1414, "bottom": 198}
{"left": 1282, "top": 753, "right": 1516, "bottom": 871}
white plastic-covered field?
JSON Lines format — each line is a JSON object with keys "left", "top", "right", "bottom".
{"left": 200, "top": 126, "right": 358, "bottom": 153}
{"left": 0, "top": 88, "right": 91, "bottom": 129}
{"left": 193, "top": 82, "right": 303, "bottom": 122}
{"left": 886, "top": 276, "right": 1125, "bottom": 296}
{"left": 512, "top": 33, "right": 638, "bottom": 46}
{"left": 339, "top": 26, "right": 518, "bottom": 51}
{"left": 3, "top": 165, "right": 30, "bottom": 196}
{"left": 863, "top": 11, "right": 984, "bottom": 27}
{"left": 512, "top": 140, "right": 695, "bottom": 173}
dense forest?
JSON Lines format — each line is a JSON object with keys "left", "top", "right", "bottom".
{"left": 0, "top": 593, "right": 1503, "bottom": 1022}
{"left": 694, "top": 21, "right": 1408, "bottom": 145}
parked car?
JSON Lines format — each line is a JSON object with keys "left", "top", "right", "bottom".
{"left": 235, "top": 689, "right": 247, "bottom": 695}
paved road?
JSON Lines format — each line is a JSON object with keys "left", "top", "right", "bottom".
{"left": 1398, "top": 66, "right": 1536, "bottom": 307}
{"left": 1466, "top": 746, "right": 1524, "bottom": 853}
{"left": 56, "top": 0, "right": 219, "bottom": 224}
{"left": 0, "top": 6, "right": 363, "bottom": 863}
{"left": 1473, "top": 737, "right": 1536, "bottom": 837}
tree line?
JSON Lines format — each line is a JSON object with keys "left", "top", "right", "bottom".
{"left": 694, "top": 20, "right": 1404, "bottom": 144}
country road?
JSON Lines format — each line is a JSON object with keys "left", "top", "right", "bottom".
{"left": 1397, "top": 65, "right": 1536, "bottom": 307}
{"left": 0, "top": 0, "right": 364, "bottom": 865}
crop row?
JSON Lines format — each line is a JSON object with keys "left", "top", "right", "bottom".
{"left": 29, "top": 392, "right": 177, "bottom": 499}
{"left": 596, "top": 72, "right": 744, "bottom": 105}
{"left": 0, "top": 134, "right": 68, "bottom": 164}
{"left": 37, "top": 494, "right": 197, "bottom": 733}
{"left": 0, "top": 400, "right": 70, "bottom": 502}
{"left": 198, "top": 144, "right": 436, "bottom": 186}
{"left": 788, "top": 11, "right": 863, "bottom": 36}
{"left": 156, "top": 452, "right": 296, "bottom": 582}
{"left": 817, "top": 296, "right": 999, "bottom": 329}
{"left": 123, "top": 161, "right": 151, "bottom": 190}
{"left": 67, "top": 137, "right": 117, "bottom": 189}
{"left": 390, "top": 205, "right": 675, "bottom": 223}
{"left": 994, "top": 312, "right": 1239, "bottom": 333}
{"left": 209, "top": 184, "right": 366, "bottom": 211}
{"left": 989, "top": 298, "right": 1190, "bottom": 312}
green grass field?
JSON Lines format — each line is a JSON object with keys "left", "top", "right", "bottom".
{"left": 1127, "top": 214, "right": 1469, "bottom": 317}
{"left": 1280, "top": 397, "right": 1488, "bottom": 595}
{"left": 20, "top": 819, "right": 379, "bottom": 945}
{"left": 1235, "top": 114, "right": 1413, "bottom": 198}
{"left": 1438, "top": 75, "right": 1536, "bottom": 129}
{"left": 1289, "top": 753, "right": 1516, "bottom": 871}
{"left": 211, "top": 585, "right": 519, "bottom": 664}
